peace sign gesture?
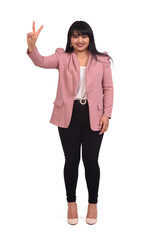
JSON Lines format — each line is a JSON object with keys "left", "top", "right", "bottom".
{"left": 27, "top": 21, "right": 44, "bottom": 52}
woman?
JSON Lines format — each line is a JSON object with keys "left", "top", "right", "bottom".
{"left": 26, "top": 20, "right": 114, "bottom": 225}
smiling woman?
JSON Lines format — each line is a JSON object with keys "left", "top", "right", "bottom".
{"left": 70, "top": 30, "right": 90, "bottom": 66}
{"left": 26, "top": 20, "right": 114, "bottom": 226}
{"left": 65, "top": 21, "right": 113, "bottom": 64}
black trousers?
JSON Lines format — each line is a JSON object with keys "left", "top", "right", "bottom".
{"left": 58, "top": 100, "right": 104, "bottom": 203}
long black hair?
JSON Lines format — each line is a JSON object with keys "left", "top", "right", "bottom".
{"left": 65, "top": 20, "right": 113, "bottom": 66}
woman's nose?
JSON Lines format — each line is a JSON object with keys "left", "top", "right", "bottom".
{"left": 78, "top": 36, "right": 83, "bottom": 42}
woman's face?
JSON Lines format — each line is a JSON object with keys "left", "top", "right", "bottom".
{"left": 70, "top": 30, "right": 90, "bottom": 52}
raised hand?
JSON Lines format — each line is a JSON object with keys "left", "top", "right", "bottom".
{"left": 27, "top": 21, "right": 44, "bottom": 52}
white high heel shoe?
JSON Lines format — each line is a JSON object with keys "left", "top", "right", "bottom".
{"left": 67, "top": 218, "right": 78, "bottom": 225}
{"left": 67, "top": 202, "right": 78, "bottom": 225}
{"left": 86, "top": 203, "right": 97, "bottom": 224}
{"left": 86, "top": 217, "right": 97, "bottom": 224}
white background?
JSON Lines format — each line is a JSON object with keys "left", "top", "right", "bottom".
{"left": 0, "top": 0, "right": 160, "bottom": 239}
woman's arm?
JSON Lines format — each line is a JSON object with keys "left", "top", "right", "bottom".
{"left": 102, "top": 54, "right": 114, "bottom": 119}
{"left": 26, "top": 46, "right": 59, "bottom": 69}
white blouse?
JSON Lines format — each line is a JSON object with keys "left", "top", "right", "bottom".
{"left": 74, "top": 66, "right": 87, "bottom": 100}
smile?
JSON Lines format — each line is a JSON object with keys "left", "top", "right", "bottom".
{"left": 76, "top": 44, "right": 84, "bottom": 47}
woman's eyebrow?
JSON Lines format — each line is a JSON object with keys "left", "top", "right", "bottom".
{"left": 73, "top": 33, "right": 87, "bottom": 36}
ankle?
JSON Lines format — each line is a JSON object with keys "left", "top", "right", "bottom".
{"left": 68, "top": 202, "right": 77, "bottom": 206}
{"left": 88, "top": 203, "right": 97, "bottom": 207}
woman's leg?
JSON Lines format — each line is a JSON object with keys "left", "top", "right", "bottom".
{"left": 58, "top": 101, "right": 83, "bottom": 203}
{"left": 81, "top": 104, "right": 104, "bottom": 204}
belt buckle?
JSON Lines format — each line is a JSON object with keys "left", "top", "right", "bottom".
{"left": 80, "top": 98, "right": 87, "bottom": 105}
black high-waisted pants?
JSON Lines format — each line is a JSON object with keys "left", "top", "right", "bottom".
{"left": 58, "top": 99, "right": 104, "bottom": 204}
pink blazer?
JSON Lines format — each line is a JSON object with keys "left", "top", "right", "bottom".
{"left": 26, "top": 46, "right": 114, "bottom": 131}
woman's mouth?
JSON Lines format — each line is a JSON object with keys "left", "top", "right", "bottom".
{"left": 77, "top": 44, "right": 84, "bottom": 47}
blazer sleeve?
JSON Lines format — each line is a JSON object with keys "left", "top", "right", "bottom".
{"left": 102, "top": 52, "right": 114, "bottom": 119}
{"left": 26, "top": 46, "right": 59, "bottom": 69}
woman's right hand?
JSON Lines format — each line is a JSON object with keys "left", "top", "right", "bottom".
{"left": 27, "top": 21, "right": 44, "bottom": 52}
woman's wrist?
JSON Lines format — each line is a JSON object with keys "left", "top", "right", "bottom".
{"left": 28, "top": 46, "right": 36, "bottom": 54}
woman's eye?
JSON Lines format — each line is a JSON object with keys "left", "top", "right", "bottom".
{"left": 72, "top": 34, "right": 88, "bottom": 38}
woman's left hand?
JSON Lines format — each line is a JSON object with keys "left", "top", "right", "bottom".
{"left": 99, "top": 116, "right": 109, "bottom": 135}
